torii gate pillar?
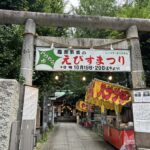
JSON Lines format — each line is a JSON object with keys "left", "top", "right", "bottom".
{"left": 127, "top": 26, "right": 147, "bottom": 149}
{"left": 127, "top": 25, "right": 146, "bottom": 88}
{"left": 19, "top": 19, "right": 36, "bottom": 150}
{"left": 20, "top": 19, "right": 36, "bottom": 86}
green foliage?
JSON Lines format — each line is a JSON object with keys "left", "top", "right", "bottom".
{"left": 0, "top": 0, "right": 64, "bottom": 12}
{"left": 117, "top": 4, "right": 150, "bottom": 18}
{"left": 34, "top": 126, "right": 53, "bottom": 150}
{"left": 19, "top": 74, "right": 26, "bottom": 84}
{"left": 135, "top": 0, "right": 150, "bottom": 8}
{"left": 74, "top": 0, "right": 125, "bottom": 40}
{"left": 0, "top": 0, "right": 28, "bottom": 10}
{"left": 27, "top": 0, "right": 64, "bottom": 13}
{"left": 76, "top": 0, "right": 116, "bottom": 16}
{"left": 40, "top": 127, "right": 52, "bottom": 143}
{"left": 0, "top": 25, "right": 23, "bottom": 79}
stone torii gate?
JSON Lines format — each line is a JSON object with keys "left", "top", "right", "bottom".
{"left": 0, "top": 9, "right": 149, "bottom": 149}
{"left": 0, "top": 9, "right": 148, "bottom": 87}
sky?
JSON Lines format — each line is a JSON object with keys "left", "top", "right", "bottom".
{"left": 69, "top": 0, "right": 79, "bottom": 7}
{"left": 117, "top": 0, "right": 126, "bottom": 5}
{"left": 64, "top": 0, "right": 79, "bottom": 13}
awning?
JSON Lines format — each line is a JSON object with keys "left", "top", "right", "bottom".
{"left": 85, "top": 79, "right": 131, "bottom": 110}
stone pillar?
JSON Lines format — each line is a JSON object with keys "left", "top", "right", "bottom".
{"left": 19, "top": 19, "right": 36, "bottom": 150}
{"left": 20, "top": 19, "right": 36, "bottom": 86}
{"left": 127, "top": 26, "right": 147, "bottom": 149}
{"left": 0, "top": 79, "right": 20, "bottom": 150}
{"left": 127, "top": 25, "right": 146, "bottom": 88}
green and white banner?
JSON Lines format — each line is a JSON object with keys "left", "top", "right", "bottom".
{"left": 35, "top": 47, "right": 131, "bottom": 72}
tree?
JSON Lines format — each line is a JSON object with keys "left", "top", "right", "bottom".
{"left": 0, "top": 0, "right": 28, "bottom": 10}
{"left": 76, "top": 0, "right": 116, "bottom": 16}
{"left": 74, "top": 0, "right": 120, "bottom": 38}
{"left": 0, "top": 25, "right": 23, "bottom": 79}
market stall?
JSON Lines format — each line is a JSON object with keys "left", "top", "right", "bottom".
{"left": 75, "top": 100, "right": 93, "bottom": 128}
{"left": 85, "top": 79, "right": 135, "bottom": 149}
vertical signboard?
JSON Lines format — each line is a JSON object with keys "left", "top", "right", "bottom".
{"left": 132, "top": 89, "right": 150, "bottom": 148}
{"left": 22, "top": 86, "right": 39, "bottom": 120}
{"left": 132, "top": 89, "right": 150, "bottom": 133}
{"left": 133, "top": 103, "right": 150, "bottom": 133}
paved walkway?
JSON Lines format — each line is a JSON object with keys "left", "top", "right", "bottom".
{"left": 42, "top": 123, "right": 115, "bottom": 150}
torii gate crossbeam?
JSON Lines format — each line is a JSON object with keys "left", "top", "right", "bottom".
{"left": 0, "top": 9, "right": 150, "bottom": 31}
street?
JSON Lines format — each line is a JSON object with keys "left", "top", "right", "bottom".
{"left": 42, "top": 123, "right": 115, "bottom": 150}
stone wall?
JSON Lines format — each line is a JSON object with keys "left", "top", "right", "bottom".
{"left": 0, "top": 79, "right": 20, "bottom": 150}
